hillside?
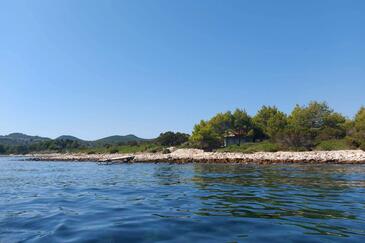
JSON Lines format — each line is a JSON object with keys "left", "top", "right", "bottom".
{"left": 56, "top": 135, "right": 84, "bottom": 142}
{"left": 94, "top": 135, "right": 147, "bottom": 145}
{"left": 0, "top": 133, "right": 147, "bottom": 147}
{"left": 0, "top": 133, "right": 50, "bottom": 145}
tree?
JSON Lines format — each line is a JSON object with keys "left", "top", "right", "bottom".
{"left": 190, "top": 121, "right": 221, "bottom": 151}
{"left": 156, "top": 131, "right": 190, "bottom": 146}
{"left": 347, "top": 107, "right": 365, "bottom": 149}
{"left": 318, "top": 112, "right": 347, "bottom": 140}
{"left": 190, "top": 101, "right": 354, "bottom": 151}
{"left": 0, "top": 145, "right": 6, "bottom": 154}
{"left": 253, "top": 106, "right": 287, "bottom": 140}
{"left": 289, "top": 102, "right": 331, "bottom": 129}
{"left": 277, "top": 126, "right": 312, "bottom": 150}
{"left": 190, "top": 109, "right": 260, "bottom": 149}
{"left": 354, "top": 107, "right": 365, "bottom": 131}
{"left": 278, "top": 102, "right": 346, "bottom": 149}
{"left": 231, "top": 109, "right": 254, "bottom": 144}
{"left": 208, "top": 111, "right": 233, "bottom": 140}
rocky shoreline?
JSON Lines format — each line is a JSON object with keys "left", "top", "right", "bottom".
{"left": 26, "top": 149, "right": 365, "bottom": 164}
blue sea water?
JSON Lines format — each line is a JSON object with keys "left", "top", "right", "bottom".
{"left": 1, "top": 156, "right": 365, "bottom": 242}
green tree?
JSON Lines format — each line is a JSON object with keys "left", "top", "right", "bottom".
{"left": 318, "top": 112, "right": 347, "bottom": 140}
{"left": 289, "top": 102, "right": 331, "bottom": 130}
{"left": 347, "top": 107, "right": 365, "bottom": 149}
{"left": 156, "top": 131, "right": 190, "bottom": 146}
{"left": 190, "top": 121, "right": 221, "bottom": 150}
{"left": 354, "top": 107, "right": 365, "bottom": 131}
{"left": 278, "top": 102, "right": 346, "bottom": 149}
{"left": 190, "top": 109, "right": 263, "bottom": 149}
{"left": 253, "top": 106, "right": 287, "bottom": 140}
{"left": 208, "top": 111, "right": 233, "bottom": 140}
{"left": 231, "top": 109, "right": 254, "bottom": 144}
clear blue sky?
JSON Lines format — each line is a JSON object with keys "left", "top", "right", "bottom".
{"left": 1, "top": 0, "right": 364, "bottom": 140}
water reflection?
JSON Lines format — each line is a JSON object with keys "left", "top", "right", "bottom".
{"left": 152, "top": 164, "right": 186, "bottom": 186}
{"left": 1, "top": 158, "right": 365, "bottom": 242}
{"left": 191, "top": 163, "right": 365, "bottom": 237}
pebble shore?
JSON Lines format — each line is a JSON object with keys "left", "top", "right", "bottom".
{"left": 27, "top": 149, "right": 365, "bottom": 164}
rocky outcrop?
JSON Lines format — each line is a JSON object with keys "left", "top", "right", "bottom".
{"left": 27, "top": 149, "right": 365, "bottom": 164}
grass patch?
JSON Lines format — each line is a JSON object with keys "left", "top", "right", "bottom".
{"left": 73, "top": 143, "right": 164, "bottom": 154}
{"left": 217, "top": 142, "right": 280, "bottom": 153}
{"left": 315, "top": 139, "right": 350, "bottom": 151}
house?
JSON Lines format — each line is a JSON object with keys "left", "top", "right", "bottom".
{"left": 223, "top": 132, "right": 252, "bottom": 147}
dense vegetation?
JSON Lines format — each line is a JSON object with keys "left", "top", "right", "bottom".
{"left": 190, "top": 102, "right": 365, "bottom": 152}
{"left": 0, "top": 132, "right": 189, "bottom": 155}
{"left": 0, "top": 102, "right": 364, "bottom": 155}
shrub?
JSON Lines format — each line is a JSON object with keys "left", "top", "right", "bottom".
{"left": 147, "top": 147, "right": 163, "bottom": 153}
{"left": 360, "top": 142, "right": 365, "bottom": 151}
{"left": 286, "top": 146, "right": 308, "bottom": 152}
{"left": 345, "top": 136, "right": 361, "bottom": 148}
{"left": 217, "top": 142, "right": 280, "bottom": 153}
{"left": 162, "top": 148, "right": 171, "bottom": 154}
{"left": 157, "top": 132, "right": 190, "bottom": 146}
{"left": 256, "top": 142, "right": 280, "bottom": 152}
{"left": 87, "top": 150, "right": 96, "bottom": 154}
{"left": 244, "top": 142, "right": 280, "bottom": 153}
{"left": 315, "top": 139, "right": 350, "bottom": 151}
{"left": 0, "top": 145, "right": 6, "bottom": 154}
{"left": 109, "top": 148, "right": 119, "bottom": 154}
{"left": 127, "top": 141, "right": 139, "bottom": 146}
{"left": 148, "top": 148, "right": 158, "bottom": 153}
{"left": 218, "top": 143, "right": 252, "bottom": 153}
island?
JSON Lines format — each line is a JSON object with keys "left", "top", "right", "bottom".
{"left": 2, "top": 102, "right": 365, "bottom": 164}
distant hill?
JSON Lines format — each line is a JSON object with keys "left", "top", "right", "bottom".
{"left": 0, "top": 133, "right": 51, "bottom": 145}
{"left": 55, "top": 135, "right": 92, "bottom": 146}
{"left": 0, "top": 133, "right": 148, "bottom": 146}
{"left": 94, "top": 134, "right": 147, "bottom": 145}
{"left": 56, "top": 135, "right": 84, "bottom": 142}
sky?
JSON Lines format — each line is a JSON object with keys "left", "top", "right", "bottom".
{"left": 0, "top": 0, "right": 364, "bottom": 140}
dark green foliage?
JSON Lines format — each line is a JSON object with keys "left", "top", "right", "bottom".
{"left": 0, "top": 145, "right": 5, "bottom": 154}
{"left": 190, "top": 121, "right": 221, "bottom": 151}
{"left": 277, "top": 102, "right": 347, "bottom": 149}
{"left": 347, "top": 107, "right": 365, "bottom": 149}
{"left": 109, "top": 148, "right": 119, "bottom": 154}
{"left": 232, "top": 109, "right": 255, "bottom": 143}
{"left": 276, "top": 126, "right": 312, "bottom": 149}
{"left": 315, "top": 139, "right": 350, "bottom": 151}
{"left": 126, "top": 141, "right": 139, "bottom": 146}
{"left": 156, "top": 132, "right": 189, "bottom": 146}
{"left": 0, "top": 132, "right": 147, "bottom": 154}
{"left": 0, "top": 133, "right": 50, "bottom": 146}
{"left": 147, "top": 146, "right": 163, "bottom": 153}
{"left": 218, "top": 142, "right": 280, "bottom": 153}
{"left": 1, "top": 102, "right": 363, "bottom": 154}
{"left": 20, "top": 139, "right": 82, "bottom": 153}
{"left": 360, "top": 143, "right": 365, "bottom": 151}
{"left": 191, "top": 101, "right": 354, "bottom": 151}
{"left": 94, "top": 135, "right": 146, "bottom": 146}
{"left": 56, "top": 135, "right": 83, "bottom": 142}
{"left": 7, "top": 145, "right": 30, "bottom": 155}
{"left": 253, "top": 106, "right": 287, "bottom": 141}
{"left": 190, "top": 109, "right": 261, "bottom": 150}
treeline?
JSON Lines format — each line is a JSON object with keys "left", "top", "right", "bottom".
{"left": 0, "top": 132, "right": 190, "bottom": 155}
{"left": 1, "top": 102, "right": 364, "bottom": 155}
{"left": 189, "top": 102, "right": 365, "bottom": 151}
{"left": 0, "top": 139, "right": 83, "bottom": 155}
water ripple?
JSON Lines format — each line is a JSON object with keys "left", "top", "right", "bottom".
{"left": 1, "top": 158, "right": 365, "bottom": 242}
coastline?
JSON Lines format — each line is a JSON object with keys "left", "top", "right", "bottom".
{"left": 26, "top": 149, "right": 365, "bottom": 164}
